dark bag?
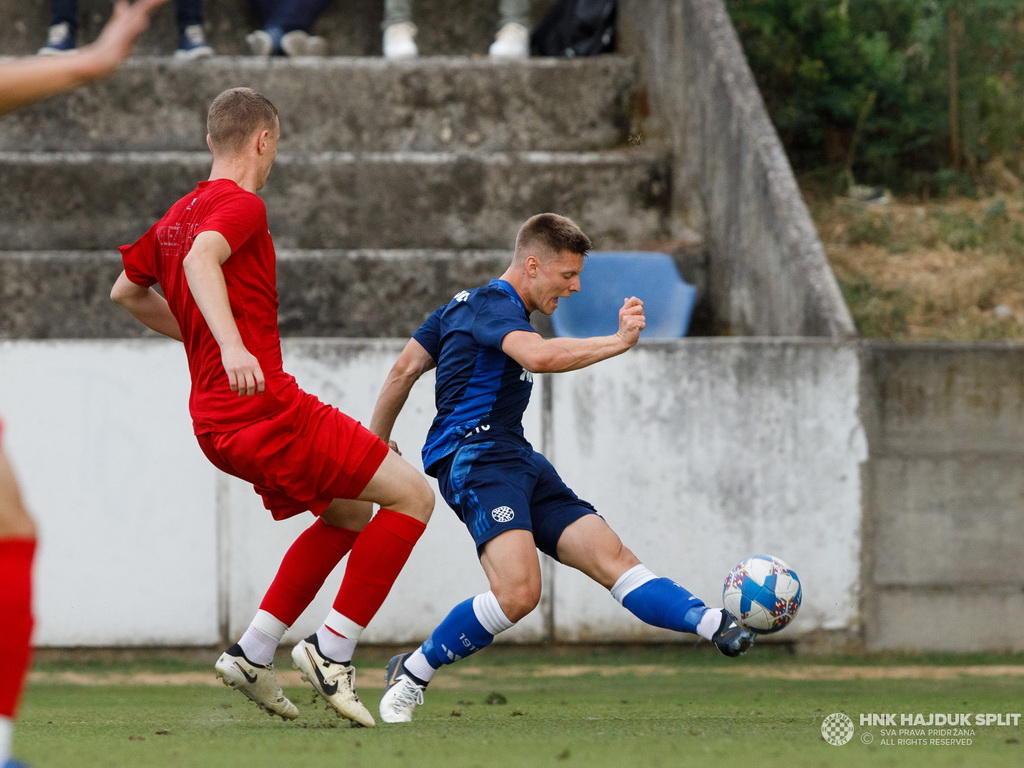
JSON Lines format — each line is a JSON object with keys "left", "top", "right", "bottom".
{"left": 530, "top": 0, "right": 617, "bottom": 57}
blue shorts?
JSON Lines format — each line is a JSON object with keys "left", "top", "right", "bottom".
{"left": 433, "top": 437, "right": 598, "bottom": 559}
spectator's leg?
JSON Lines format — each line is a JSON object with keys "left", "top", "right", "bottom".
{"left": 499, "top": 0, "right": 530, "bottom": 28}
{"left": 264, "top": 0, "right": 334, "bottom": 32}
{"left": 175, "top": 0, "right": 204, "bottom": 30}
{"left": 51, "top": 0, "right": 78, "bottom": 31}
{"left": 383, "top": 0, "right": 413, "bottom": 30}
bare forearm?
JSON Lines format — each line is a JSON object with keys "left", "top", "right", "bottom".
{"left": 522, "top": 334, "right": 631, "bottom": 374}
{"left": 369, "top": 372, "right": 418, "bottom": 442}
{"left": 110, "top": 272, "right": 183, "bottom": 340}
{"left": 0, "top": 56, "right": 107, "bottom": 115}
{"left": 181, "top": 231, "right": 264, "bottom": 395}
{"left": 0, "top": 0, "right": 170, "bottom": 115}
{"left": 118, "top": 290, "right": 183, "bottom": 341}
{"left": 182, "top": 255, "right": 245, "bottom": 350}
{"left": 505, "top": 298, "right": 644, "bottom": 374}
{"left": 369, "top": 339, "right": 436, "bottom": 441}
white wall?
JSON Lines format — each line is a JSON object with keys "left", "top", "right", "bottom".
{"left": 548, "top": 340, "right": 866, "bottom": 641}
{"left": 0, "top": 338, "right": 865, "bottom": 647}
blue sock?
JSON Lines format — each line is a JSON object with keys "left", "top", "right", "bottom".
{"left": 621, "top": 577, "right": 707, "bottom": 634}
{"left": 420, "top": 596, "right": 498, "bottom": 669}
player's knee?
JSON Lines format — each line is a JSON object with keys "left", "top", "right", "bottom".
{"left": 404, "top": 473, "right": 434, "bottom": 523}
{"left": 497, "top": 584, "right": 541, "bottom": 623}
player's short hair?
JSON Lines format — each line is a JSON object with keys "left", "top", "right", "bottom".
{"left": 207, "top": 88, "right": 279, "bottom": 155}
{"left": 514, "top": 213, "right": 592, "bottom": 262}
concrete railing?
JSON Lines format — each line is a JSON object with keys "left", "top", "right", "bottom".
{"left": 620, "top": 0, "right": 855, "bottom": 338}
{"left": 2, "top": 339, "right": 863, "bottom": 649}
{"left": 4, "top": 339, "right": 1022, "bottom": 653}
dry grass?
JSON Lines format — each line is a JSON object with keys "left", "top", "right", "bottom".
{"left": 807, "top": 191, "right": 1024, "bottom": 339}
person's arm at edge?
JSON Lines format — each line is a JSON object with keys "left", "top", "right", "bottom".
{"left": 369, "top": 338, "right": 437, "bottom": 446}
{"left": 181, "top": 230, "right": 265, "bottom": 396}
{"left": 0, "top": 0, "right": 170, "bottom": 115}
{"left": 502, "top": 296, "right": 646, "bottom": 374}
{"left": 110, "top": 270, "right": 184, "bottom": 341}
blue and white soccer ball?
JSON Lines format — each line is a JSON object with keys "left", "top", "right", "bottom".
{"left": 722, "top": 555, "right": 802, "bottom": 634}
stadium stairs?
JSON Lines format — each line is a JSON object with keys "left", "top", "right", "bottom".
{"left": 0, "top": 0, "right": 704, "bottom": 340}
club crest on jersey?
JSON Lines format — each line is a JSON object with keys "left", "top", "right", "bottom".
{"left": 491, "top": 506, "right": 515, "bottom": 523}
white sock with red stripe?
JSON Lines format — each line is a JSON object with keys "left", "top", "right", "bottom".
{"left": 315, "top": 609, "right": 364, "bottom": 664}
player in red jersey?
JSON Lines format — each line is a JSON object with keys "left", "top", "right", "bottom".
{"left": 110, "top": 87, "right": 434, "bottom": 728}
{"left": 1, "top": 3, "right": 169, "bottom": 765}
{"left": 0, "top": 424, "right": 36, "bottom": 768}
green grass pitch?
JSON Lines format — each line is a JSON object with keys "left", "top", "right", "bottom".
{"left": 15, "top": 646, "right": 1024, "bottom": 767}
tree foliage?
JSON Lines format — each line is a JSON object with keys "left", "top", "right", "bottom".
{"left": 725, "top": 0, "right": 1024, "bottom": 196}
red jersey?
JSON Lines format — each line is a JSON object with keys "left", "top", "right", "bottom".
{"left": 119, "top": 179, "right": 299, "bottom": 434}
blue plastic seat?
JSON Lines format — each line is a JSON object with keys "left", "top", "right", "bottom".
{"left": 550, "top": 251, "right": 697, "bottom": 340}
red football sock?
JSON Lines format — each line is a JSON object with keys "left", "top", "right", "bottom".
{"left": 259, "top": 519, "right": 359, "bottom": 626}
{"left": 0, "top": 538, "right": 36, "bottom": 718}
{"left": 330, "top": 509, "right": 426, "bottom": 628}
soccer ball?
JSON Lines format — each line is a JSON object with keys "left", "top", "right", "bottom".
{"left": 722, "top": 555, "right": 802, "bottom": 634}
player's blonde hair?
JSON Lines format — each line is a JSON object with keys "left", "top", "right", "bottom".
{"left": 514, "top": 213, "right": 592, "bottom": 263}
{"left": 207, "top": 88, "right": 279, "bottom": 155}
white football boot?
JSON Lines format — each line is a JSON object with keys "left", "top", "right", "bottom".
{"left": 215, "top": 645, "right": 299, "bottom": 720}
{"left": 379, "top": 652, "right": 426, "bottom": 723}
{"left": 291, "top": 635, "right": 376, "bottom": 727}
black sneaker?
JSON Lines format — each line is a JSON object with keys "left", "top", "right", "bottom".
{"left": 711, "top": 611, "right": 756, "bottom": 657}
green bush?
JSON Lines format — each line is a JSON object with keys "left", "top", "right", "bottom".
{"left": 726, "top": 0, "right": 1024, "bottom": 196}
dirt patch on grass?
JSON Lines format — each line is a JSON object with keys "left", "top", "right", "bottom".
{"left": 29, "top": 663, "right": 1024, "bottom": 688}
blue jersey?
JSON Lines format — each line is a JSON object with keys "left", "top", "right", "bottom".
{"left": 414, "top": 279, "right": 537, "bottom": 474}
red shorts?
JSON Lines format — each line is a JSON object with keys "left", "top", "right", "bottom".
{"left": 197, "top": 390, "right": 389, "bottom": 520}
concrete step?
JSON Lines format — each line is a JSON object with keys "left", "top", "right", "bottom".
{"left": 2, "top": 0, "right": 552, "bottom": 57}
{"left": 0, "top": 246, "right": 712, "bottom": 340}
{"left": 0, "top": 57, "right": 638, "bottom": 153}
{"left": 0, "top": 149, "right": 670, "bottom": 251}
{"left": 0, "top": 249, "right": 507, "bottom": 339}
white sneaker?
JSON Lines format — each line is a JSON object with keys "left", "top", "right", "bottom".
{"left": 246, "top": 29, "right": 276, "bottom": 56}
{"left": 281, "top": 29, "right": 328, "bottom": 57}
{"left": 489, "top": 22, "right": 529, "bottom": 59}
{"left": 379, "top": 653, "right": 425, "bottom": 723}
{"left": 383, "top": 22, "right": 418, "bottom": 59}
{"left": 291, "top": 635, "right": 376, "bottom": 727}
{"left": 215, "top": 645, "right": 299, "bottom": 720}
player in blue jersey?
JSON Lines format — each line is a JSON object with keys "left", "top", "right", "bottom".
{"left": 370, "top": 213, "right": 756, "bottom": 723}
